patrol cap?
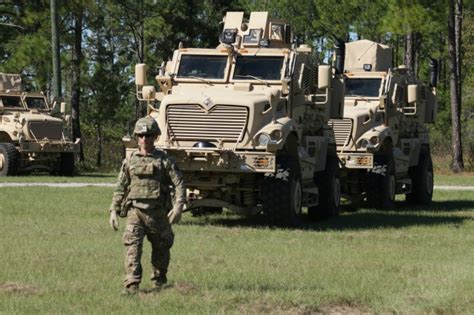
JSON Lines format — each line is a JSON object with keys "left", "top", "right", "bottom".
{"left": 133, "top": 116, "right": 161, "bottom": 136}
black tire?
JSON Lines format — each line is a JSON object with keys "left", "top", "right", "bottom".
{"left": 366, "top": 154, "right": 395, "bottom": 210}
{"left": 0, "top": 143, "right": 19, "bottom": 176}
{"left": 59, "top": 152, "right": 75, "bottom": 176}
{"left": 262, "top": 153, "right": 302, "bottom": 227}
{"left": 308, "top": 156, "right": 341, "bottom": 220}
{"left": 190, "top": 207, "right": 223, "bottom": 216}
{"left": 406, "top": 153, "right": 434, "bottom": 205}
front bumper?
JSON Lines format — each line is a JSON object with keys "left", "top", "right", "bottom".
{"left": 167, "top": 148, "right": 276, "bottom": 173}
{"left": 18, "top": 140, "right": 80, "bottom": 153}
{"left": 339, "top": 152, "right": 373, "bottom": 169}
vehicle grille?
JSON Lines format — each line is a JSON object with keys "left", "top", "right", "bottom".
{"left": 28, "top": 121, "right": 63, "bottom": 140}
{"left": 329, "top": 118, "right": 353, "bottom": 146}
{"left": 166, "top": 104, "right": 248, "bottom": 142}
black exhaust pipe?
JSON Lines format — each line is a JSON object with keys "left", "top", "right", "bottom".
{"left": 334, "top": 39, "right": 345, "bottom": 75}
{"left": 429, "top": 58, "right": 438, "bottom": 88}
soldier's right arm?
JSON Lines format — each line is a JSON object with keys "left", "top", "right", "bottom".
{"left": 109, "top": 158, "right": 131, "bottom": 213}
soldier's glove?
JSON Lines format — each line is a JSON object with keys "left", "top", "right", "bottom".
{"left": 109, "top": 211, "right": 119, "bottom": 231}
{"left": 168, "top": 204, "right": 183, "bottom": 224}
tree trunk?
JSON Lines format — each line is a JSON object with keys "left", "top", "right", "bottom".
{"left": 71, "top": 6, "right": 84, "bottom": 161}
{"left": 414, "top": 32, "right": 421, "bottom": 75}
{"left": 448, "top": 0, "right": 464, "bottom": 172}
{"left": 50, "top": 0, "right": 61, "bottom": 98}
{"left": 96, "top": 121, "right": 102, "bottom": 168}
{"left": 137, "top": 0, "right": 146, "bottom": 118}
{"left": 455, "top": 0, "right": 462, "bottom": 108}
{"left": 404, "top": 32, "right": 415, "bottom": 71}
{"left": 393, "top": 35, "right": 398, "bottom": 67}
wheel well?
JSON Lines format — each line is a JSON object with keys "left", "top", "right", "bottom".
{"left": 420, "top": 144, "right": 431, "bottom": 156}
{"left": 283, "top": 132, "right": 299, "bottom": 159}
{"left": 380, "top": 137, "right": 393, "bottom": 154}
{"left": 0, "top": 132, "right": 13, "bottom": 143}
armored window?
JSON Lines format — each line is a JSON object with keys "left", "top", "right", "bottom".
{"left": 177, "top": 55, "right": 227, "bottom": 79}
{"left": 0, "top": 95, "right": 22, "bottom": 108}
{"left": 25, "top": 97, "right": 48, "bottom": 110}
{"left": 345, "top": 78, "right": 382, "bottom": 97}
{"left": 233, "top": 56, "right": 284, "bottom": 81}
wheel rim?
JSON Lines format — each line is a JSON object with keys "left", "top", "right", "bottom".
{"left": 388, "top": 175, "right": 396, "bottom": 201}
{"left": 0, "top": 153, "right": 4, "bottom": 172}
{"left": 333, "top": 178, "right": 341, "bottom": 207}
{"left": 426, "top": 171, "right": 434, "bottom": 195}
{"left": 293, "top": 179, "right": 302, "bottom": 215}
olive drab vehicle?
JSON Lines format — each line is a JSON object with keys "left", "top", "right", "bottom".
{"left": 127, "top": 12, "right": 345, "bottom": 225}
{"left": 0, "top": 73, "right": 79, "bottom": 176}
{"left": 329, "top": 40, "right": 437, "bottom": 209}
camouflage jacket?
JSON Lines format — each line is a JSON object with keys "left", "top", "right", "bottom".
{"left": 109, "top": 149, "right": 185, "bottom": 213}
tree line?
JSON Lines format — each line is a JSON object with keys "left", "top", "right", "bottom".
{"left": 0, "top": 0, "right": 472, "bottom": 172}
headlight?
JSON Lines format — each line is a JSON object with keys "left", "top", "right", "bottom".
{"left": 257, "top": 133, "right": 271, "bottom": 146}
{"left": 358, "top": 139, "right": 370, "bottom": 149}
{"left": 369, "top": 136, "right": 379, "bottom": 145}
{"left": 270, "top": 129, "right": 283, "bottom": 141}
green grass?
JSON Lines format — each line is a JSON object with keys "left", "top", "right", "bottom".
{"left": 1, "top": 171, "right": 471, "bottom": 186}
{"left": 0, "top": 185, "right": 473, "bottom": 314}
{"left": 0, "top": 173, "right": 116, "bottom": 183}
{"left": 435, "top": 173, "right": 474, "bottom": 186}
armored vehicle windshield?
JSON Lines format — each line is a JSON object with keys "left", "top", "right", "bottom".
{"left": 0, "top": 94, "right": 23, "bottom": 108}
{"left": 25, "top": 96, "right": 48, "bottom": 110}
{"left": 177, "top": 55, "right": 227, "bottom": 79}
{"left": 233, "top": 56, "right": 284, "bottom": 81}
{"left": 345, "top": 78, "right": 382, "bottom": 97}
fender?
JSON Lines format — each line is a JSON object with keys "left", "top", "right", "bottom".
{"left": 0, "top": 130, "right": 16, "bottom": 143}
{"left": 254, "top": 116, "right": 299, "bottom": 152}
{"left": 357, "top": 125, "right": 393, "bottom": 152}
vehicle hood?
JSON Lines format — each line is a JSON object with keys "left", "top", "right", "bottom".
{"left": 161, "top": 86, "right": 271, "bottom": 107}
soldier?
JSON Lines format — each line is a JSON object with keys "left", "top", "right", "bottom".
{"left": 108, "top": 116, "right": 185, "bottom": 295}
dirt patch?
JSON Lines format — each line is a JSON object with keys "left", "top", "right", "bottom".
{"left": 238, "top": 301, "right": 315, "bottom": 314}
{"left": 0, "top": 282, "right": 40, "bottom": 295}
{"left": 239, "top": 302, "right": 370, "bottom": 315}
{"left": 173, "top": 281, "right": 197, "bottom": 294}
{"left": 317, "top": 305, "right": 372, "bottom": 315}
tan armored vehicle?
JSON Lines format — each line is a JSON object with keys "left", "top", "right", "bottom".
{"left": 128, "top": 12, "right": 345, "bottom": 225}
{"left": 330, "top": 40, "right": 437, "bottom": 208}
{"left": 0, "top": 73, "right": 79, "bottom": 176}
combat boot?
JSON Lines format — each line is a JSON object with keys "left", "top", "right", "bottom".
{"left": 152, "top": 273, "right": 168, "bottom": 291}
{"left": 122, "top": 283, "right": 139, "bottom": 295}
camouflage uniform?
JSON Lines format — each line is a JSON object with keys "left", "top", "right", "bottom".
{"left": 109, "top": 149, "right": 185, "bottom": 288}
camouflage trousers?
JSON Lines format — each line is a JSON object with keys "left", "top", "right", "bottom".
{"left": 123, "top": 207, "right": 174, "bottom": 288}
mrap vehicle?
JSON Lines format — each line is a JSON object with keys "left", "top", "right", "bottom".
{"left": 330, "top": 40, "right": 437, "bottom": 209}
{"left": 0, "top": 73, "right": 79, "bottom": 176}
{"left": 128, "top": 12, "right": 346, "bottom": 225}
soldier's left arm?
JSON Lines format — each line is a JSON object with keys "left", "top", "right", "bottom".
{"left": 164, "top": 156, "right": 186, "bottom": 207}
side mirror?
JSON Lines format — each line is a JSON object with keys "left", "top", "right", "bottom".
{"left": 407, "top": 84, "right": 418, "bottom": 104}
{"left": 142, "top": 86, "right": 156, "bottom": 100}
{"left": 318, "top": 65, "right": 331, "bottom": 89}
{"left": 379, "top": 95, "right": 386, "bottom": 109}
{"left": 135, "top": 64, "right": 147, "bottom": 86}
{"left": 60, "top": 101, "right": 67, "bottom": 114}
{"left": 281, "top": 77, "right": 291, "bottom": 95}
